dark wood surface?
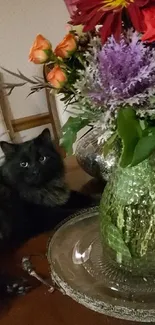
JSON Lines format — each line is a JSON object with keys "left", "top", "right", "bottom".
{"left": 0, "top": 156, "right": 150, "bottom": 325}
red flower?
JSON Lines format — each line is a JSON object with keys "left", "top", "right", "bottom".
{"left": 142, "top": 6, "right": 155, "bottom": 42}
{"left": 71, "top": 0, "right": 154, "bottom": 43}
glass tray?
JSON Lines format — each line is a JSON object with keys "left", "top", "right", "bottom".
{"left": 47, "top": 207, "right": 155, "bottom": 322}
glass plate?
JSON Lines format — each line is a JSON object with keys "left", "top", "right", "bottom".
{"left": 47, "top": 207, "right": 155, "bottom": 322}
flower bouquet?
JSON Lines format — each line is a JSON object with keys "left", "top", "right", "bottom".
{"left": 2, "top": 0, "right": 155, "bottom": 274}
{"left": 68, "top": 1, "right": 155, "bottom": 274}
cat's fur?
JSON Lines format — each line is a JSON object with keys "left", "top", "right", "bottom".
{"left": 0, "top": 129, "right": 94, "bottom": 299}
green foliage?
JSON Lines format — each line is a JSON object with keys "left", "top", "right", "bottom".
{"left": 117, "top": 107, "right": 142, "bottom": 167}
{"left": 61, "top": 116, "right": 90, "bottom": 155}
{"left": 58, "top": 53, "right": 85, "bottom": 106}
{"left": 131, "top": 134, "right": 155, "bottom": 166}
{"left": 103, "top": 132, "right": 118, "bottom": 157}
{"left": 116, "top": 107, "right": 155, "bottom": 167}
{"left": 61, "top": 106, "right": 155, "bottom": 164}
{"left": 43, "top": 49, "right": 53, "bottom": 59}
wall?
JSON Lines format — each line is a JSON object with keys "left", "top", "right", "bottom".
{"left": 0, "top": 0, "right": 70, "bottom": 149}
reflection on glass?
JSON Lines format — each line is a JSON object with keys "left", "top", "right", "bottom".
{"left": 72, "top": 240, "right": 92, "bottom": 264}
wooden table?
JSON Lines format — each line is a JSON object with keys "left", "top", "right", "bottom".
{"left": 0, "top": 157, "right": 149, "bottom": 325}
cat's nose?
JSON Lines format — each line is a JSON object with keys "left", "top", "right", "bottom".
{"left": 32, "top": 169, "right": 39, "bottom": 175}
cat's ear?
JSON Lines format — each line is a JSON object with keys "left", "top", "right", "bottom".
{"left": 38, "top": 128, "right": 51, "bottom": 144}
{"left": 0, "top": 141, "right": 17, "bottom": 156}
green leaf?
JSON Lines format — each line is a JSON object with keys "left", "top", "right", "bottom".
{"left": 62, "top": 116, "right": 89, "bottom": 133}
{"left": 61, "top": 116, "right": 89, "bottom": 155}
{"left": 43, "top": 49, "right": 53, "bottom": 59}
{"left": 103, "top": 132, "right": 118, "bottom": 157}
{"left": 143, "top": 126, "right": 155, "bottom": 137}
{"left": 139, "top": 119, "right": 146, "bottom": 130}
{"left": 60, "top": 131, "right": 76, "bottom": 156}
{"left": 131, "top": 134, "right": 155, "bottom": 166}
{"left": 105, "top": 223, "right": 131, "bottom": 259}
{"left": 117, "top": 107, "right": 142, "bottom": 168}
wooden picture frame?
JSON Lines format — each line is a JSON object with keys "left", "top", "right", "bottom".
{"left": 0, "top": 73, "right": 62, "bottom": 144}
{"left": 0, "top": 73, "right": 15, "bottom": 141}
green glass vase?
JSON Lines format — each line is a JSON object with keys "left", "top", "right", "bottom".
{"left": 100, "top": 154, "right": 155, "bottom": 276}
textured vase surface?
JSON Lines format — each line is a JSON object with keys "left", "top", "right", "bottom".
{"left": 75, "top": 128, "right": 117, "bottom": 181}
{"left": 100, "top": 154, "right": 155, "bottom": 275}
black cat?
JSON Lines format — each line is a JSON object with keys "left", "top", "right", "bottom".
{"left": 0, "top": 128, "right": 94, "bottom": 299}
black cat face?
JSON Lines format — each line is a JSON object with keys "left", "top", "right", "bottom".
{"left": 0, "top": 129, "right": 64, "bottom": 187}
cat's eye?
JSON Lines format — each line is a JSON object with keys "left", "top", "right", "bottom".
{"left": 20, "top": 162, "right": 29, "bottom": 168}
{"left": 39, "top": 156, "right": 47, "bottom": 163}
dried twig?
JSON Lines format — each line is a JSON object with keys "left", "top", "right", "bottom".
{"left": 33, "top": 76, "right": 44, "bottom": 82}
{"left": 1, "top": 67, "right": 38, "bottom": 84}
{"left": 2, "top": 82, "right": 27, "bottom": 95}
{"left": 2, "top": 82, "right": 26, "bottom": 88}
{"left": 31, "top": 83, "right": 53, "bottom": 91}
{"left": 0, "top": 67, "right": 54, "bottom": 96}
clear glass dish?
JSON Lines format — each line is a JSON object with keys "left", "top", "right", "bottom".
{"left": 47, "top": 207, "right": 155, "bottom": 322}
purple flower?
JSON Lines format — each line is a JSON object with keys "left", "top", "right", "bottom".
{"left": 85, "top": 33, "right": 155, "bottom": 108}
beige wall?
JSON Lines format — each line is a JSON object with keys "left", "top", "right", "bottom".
{"left": 0, "top": 0, "right": 70, "bottom": 149}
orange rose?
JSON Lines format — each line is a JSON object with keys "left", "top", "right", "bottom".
{"left": 29, "top": 34, "right": 52, "bottom": 64}
{"left": 54, "top": 33, "right": 77, "bottom": 59}
{"left": 47, "top": 65, "right": 67, "bottom": 89}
